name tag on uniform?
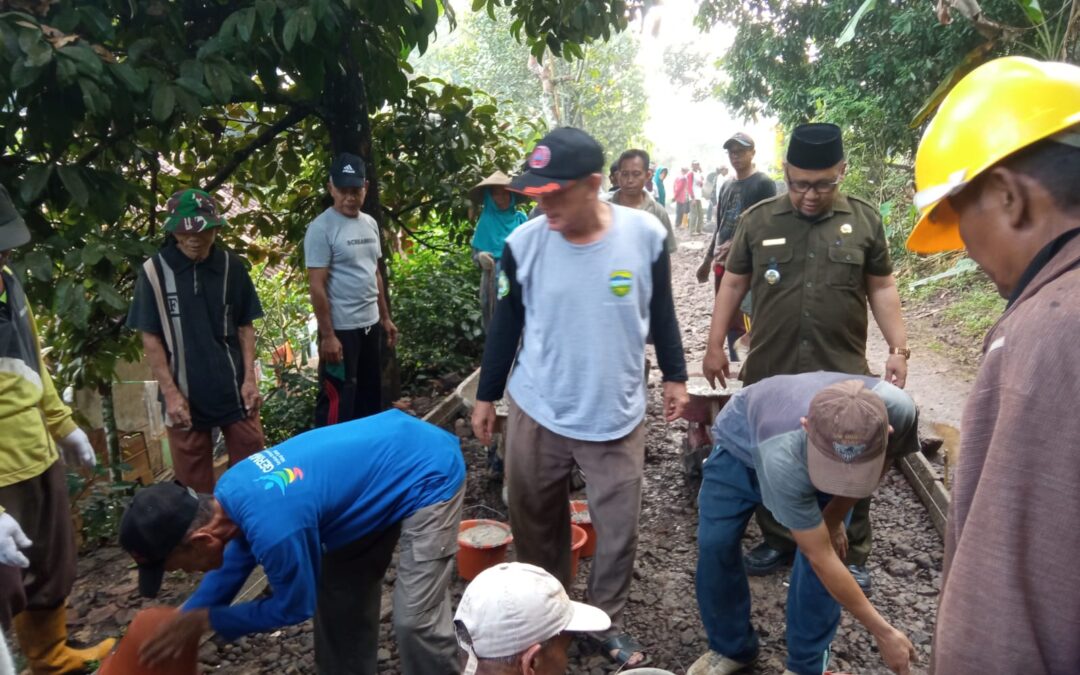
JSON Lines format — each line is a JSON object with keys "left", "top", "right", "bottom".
{"left": 762, "top": 238, "right": 787, "bottom": 247}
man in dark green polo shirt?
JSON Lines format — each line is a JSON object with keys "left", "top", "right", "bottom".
{"left": 701, "top": 124, "right": 910, "bottom": 594}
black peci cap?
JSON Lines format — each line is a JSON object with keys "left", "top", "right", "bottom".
{"left": 119, "top": 482, "right": 200, "bottom": 598}
{"left": 509, "top": 128, "right": 605, "bottom": 196}
{"left": 330, "top": 153, "right": 367, "bottom": 188}
{"left": 787, "top": 123, "right": 845, "bottom": 170}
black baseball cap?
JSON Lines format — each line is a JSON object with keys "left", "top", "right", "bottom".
{"left": 509, "top": 128, "right": 605, "bottom": 196}
{"left": 330, "top": 152, "right": 366, "bottom": 188}
{"left": 119, "top": 482, "right": 200, "bottom": 598}
{"left": 787, "top": 123, "right": 845, "bottom": 170}
{"left": 0, "top": 184, "right": 31, "bottom": 252}
{"left": 723, "top": 132, "right": 755, "bottom": 150}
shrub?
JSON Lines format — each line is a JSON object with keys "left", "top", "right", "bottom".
{"left": 391, "top": 246, "right": 484, "bottom": 388}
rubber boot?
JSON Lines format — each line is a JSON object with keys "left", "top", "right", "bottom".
{"left": 13, "top": 604, "right": 116, "bottom": 674}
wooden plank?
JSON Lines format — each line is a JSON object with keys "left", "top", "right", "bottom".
{"left": 422, "top": 390, "right": 463, "bottom": 427}
{"left": 897, "top": 452, "right": 950, "bottom": 538}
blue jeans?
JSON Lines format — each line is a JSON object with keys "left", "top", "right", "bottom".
{"left": 696, "top": 448, "right": 847, "bottom": 675}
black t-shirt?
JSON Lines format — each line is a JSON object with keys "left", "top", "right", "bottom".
{"left": 711, "top": 171, "right": 778, "bottom": 254}
{"left": 126, "top": 242, "right": 263, "bottom": 429}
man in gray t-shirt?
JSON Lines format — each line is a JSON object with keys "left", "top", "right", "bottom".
{"left": 471, "top": 128, "right": 688, "bottom": 670}
{"left": 304, "top": 153, "right": 398, "bottom": 426}
{"left": 690, "top": 373, "right": 918, "bottom": 675}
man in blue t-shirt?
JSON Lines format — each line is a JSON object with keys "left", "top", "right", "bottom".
{"left": 689, "top": 374, "right": 917, "bottom": 675}
{"left": 117, "top": 410, "right": 465, "bottom": 675}
{"left": 472, "top": 127, "right": 688, "bottom": 670}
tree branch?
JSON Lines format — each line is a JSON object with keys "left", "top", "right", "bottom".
{"left": 203, "top": 105, "right": 313, "bottom": 192}
{"left": 384, "top": 211, "right": 456, "bottom": 254}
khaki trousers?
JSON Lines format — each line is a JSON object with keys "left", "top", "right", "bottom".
{"left": 506, "top": 397, "right": 644, "bottom": 637}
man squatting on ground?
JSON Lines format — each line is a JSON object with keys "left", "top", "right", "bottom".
{"left": 0, "top": 184, "right": 115, "bottom": 673}
{"left": 305, "top": 153, "right": 398, "bottom": 426}
{"left": 472, "top": 127, "right": 688, "bottom": 670}
{"left": 117, "top": 410, "right": 465, "bottom": 675}
{"left": 690, "top": 374, "right": 919, "bottom": 675}
{"left": 453, "top": 562, "right": 611, "bottom": 675}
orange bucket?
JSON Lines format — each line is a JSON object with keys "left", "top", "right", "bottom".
{"left": 569, "top": 500, "right": 597, "bottom": 558}
{"left": 457, "top": 519, "right": 513, "bottom": 581}
{"left": 569, "top": 523, "right": 588, "bottom": 579}
{"left": 99, "top": 607, "right": 199, "bottom": 675}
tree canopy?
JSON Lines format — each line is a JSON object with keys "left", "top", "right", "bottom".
{"left": 0, "top": 0, "right": 634, "bottom": 397}
{"left": 413, "top": 4, "right": 649, "bottom": 160}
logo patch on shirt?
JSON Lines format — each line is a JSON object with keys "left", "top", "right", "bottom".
{"left": 609, "top": 270, "right": 633, "bottom": 297}
{"left": 255, "top": 466, "right": 305, "bottom": 495}
{"left": 497, "top": 271, "right": 510, "bottom": 299}
{"left": 341, "top": 163, "right": 356, "bottom": 174}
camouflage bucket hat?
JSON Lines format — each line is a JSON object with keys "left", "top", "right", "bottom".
{"left": 164, "top": 189, "right": 226, "bottom": 234}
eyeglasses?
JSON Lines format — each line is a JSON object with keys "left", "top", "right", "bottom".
{"left": 785, "top": 174, "right": 841, "bottom": 195}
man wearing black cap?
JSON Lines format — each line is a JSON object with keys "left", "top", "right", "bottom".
{"left": 697, "top": 133, "right": 777, "bottom": 361}
{"left": 701, "top": 123, "right": 910, "bottom": 593}
{"left": 304, "top": 153, "right": 398, "bottom": 427}
{"left": 470, "top": 127, "right": 688, "bottom": 669}
{"left": 119, "top": 410, "right": 466, "bottom": 675}
{"left": 0, "top": 184, "right": 116, "bottom": 672}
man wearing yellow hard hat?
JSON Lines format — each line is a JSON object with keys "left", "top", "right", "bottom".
{"left": 909, "top": 56, "right": 1080, "bottom": 673}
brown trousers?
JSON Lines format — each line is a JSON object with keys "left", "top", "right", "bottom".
{"left": 505, "top": 397, "right": 644, "bottom": 637}
{"left": 0, "top": 461, "right": 76, "bottom": 630}
{"left": 167, "top": 415, "right": 264, "bottom": 493}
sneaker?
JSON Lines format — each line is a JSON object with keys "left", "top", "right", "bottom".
{"left": 848, "top": 564, "right": 873, "bottom": 597}
{"left": 687, "top": 650, "right": 753, "bottom": 675}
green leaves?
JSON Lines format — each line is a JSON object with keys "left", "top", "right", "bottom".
{"left": 1015, "top": 0, "right": 1045, "bottom": 25}
{"left": 20, "top": 164, "right": 53, "bottom": 203}
{"left": 57, "top": 166, "right": 89, "bottom": 207}
{"left": 151, "top": 84, "right": 176, "bottom": 122}
{"left": 836, "top": 0, "right": 877, "bottom": 46}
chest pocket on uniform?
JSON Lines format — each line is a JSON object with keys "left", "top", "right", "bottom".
{"left": 752, "top": 244, "right": 793, "bottom": 286}
{"left": 826, "top": 246, "right": 865, "bottom": 290}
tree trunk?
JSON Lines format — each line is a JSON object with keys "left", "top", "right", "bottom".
{"left": 98, "top": 383, "right": 122, "bottom": 483}
{"left": 322, "top": 31, "right": 402, "bottom": 405}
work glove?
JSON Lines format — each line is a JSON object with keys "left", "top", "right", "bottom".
{"left": 0, "top": 513, "right": 31, "bottom": 568}
{"left": 59, "top": 428, "right": 97, "bottom": 468}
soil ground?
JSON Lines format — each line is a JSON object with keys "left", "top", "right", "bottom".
{"left": 48, "top": 228, "right": 979, "bottom": 674}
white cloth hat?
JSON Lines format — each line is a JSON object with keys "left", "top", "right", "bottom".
{"left": 454, "top": 562, "right": 610, "bottom": 668}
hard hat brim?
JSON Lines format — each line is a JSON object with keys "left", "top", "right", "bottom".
{"left": 907, "top": 200, "right": 966, "bottom": 254}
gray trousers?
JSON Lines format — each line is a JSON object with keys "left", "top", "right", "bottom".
{"left": 506, "top": 397, "right": 645, "bottom": 637}
{"left": 314, "top": 485, "right": 464, "bottom": 675}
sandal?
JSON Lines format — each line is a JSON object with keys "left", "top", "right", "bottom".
{"left": 597, "top": 632, "right": 651, "bottom": 670}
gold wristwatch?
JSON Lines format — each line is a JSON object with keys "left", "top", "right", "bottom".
{"left": 889, "top": 347, "right": 911, "bottom": 359}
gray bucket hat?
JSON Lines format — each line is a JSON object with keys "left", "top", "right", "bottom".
{"left": 0, "top": 185, "right": 31, "bottom": 251}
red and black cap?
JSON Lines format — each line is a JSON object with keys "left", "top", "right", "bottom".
{"left": 119, "top": 482, "right": 200, "bottom": 598}
{"left": 509, "top": 127, "right": 605, "bottom": 197}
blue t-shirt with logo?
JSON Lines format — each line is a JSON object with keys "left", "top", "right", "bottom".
{"left": 182, "top": 409, "right": 465, "bottom": 640}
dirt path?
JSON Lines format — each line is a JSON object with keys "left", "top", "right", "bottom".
{"left": 54, "top": 230, "right": 981, "bottom": 675}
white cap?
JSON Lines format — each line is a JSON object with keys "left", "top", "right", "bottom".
{"left": 454, "top": 562, "right": 610, "bottom": 668}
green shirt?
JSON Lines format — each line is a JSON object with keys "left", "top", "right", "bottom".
{"left": 725, "top": 192, "right": 892, "bottom": 385}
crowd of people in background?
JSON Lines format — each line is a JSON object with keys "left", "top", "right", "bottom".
{"left": 0, "top": 55, "right": 1077, "bottom": 675}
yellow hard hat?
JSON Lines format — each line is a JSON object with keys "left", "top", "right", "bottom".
{"left": 907, "top": 57, "right": 1080, "bottom": 253}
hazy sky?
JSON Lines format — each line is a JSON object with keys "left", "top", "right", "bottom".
{"left": 638, "top": 0, "right": 778, "bottom": 174}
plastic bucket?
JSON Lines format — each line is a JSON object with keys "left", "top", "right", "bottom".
{"left": 569, "top": 523, "right": 588, "bottom": 579}
{"left": 569, "top": 500, "right": 597, "bottom": 558}
{"left": 629, "top": 670, "right": 677, "bottom": 675}
{"left": 457, "top": 519, "right": 513, "bottom": 581}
